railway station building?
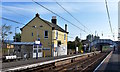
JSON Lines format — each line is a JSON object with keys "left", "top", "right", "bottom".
{"left": 20, "top": 13, "right": 68, "bottom": 57}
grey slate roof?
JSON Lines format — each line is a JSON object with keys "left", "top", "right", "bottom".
{"left": 21, "top": 14, "right": 68, "bottom": 34}
{"left": 40, "top": 18, "right": 68, "bottom": 33}
{"left": 11, "top": 42, "right": 34, "bottom": 45}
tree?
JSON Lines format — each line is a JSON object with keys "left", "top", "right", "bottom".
{"left": 67, "top": 36, "right": 83, "bottom": 52}
{"left": 75, "top": 36, "right": 80, "bottom": 47}
{"left": 93, "top": 36, "right": 100, "bottom": 40}
{"left": 78, "top": 42, "right": 83, "bottom": 51}
{"left": 74, "top": 36, "right": 83, "bottom": 52}
{"left": 8, "top": 32, "right": 12, "bottom": 35}
{"left": 13, "top": 33, "right": 21, "bottom": 42}
{"left": 86, "top": 34, "right": 93, "bottom": 42}
{"left": 1, "top": 24, "right": 12, "bottom": 42}
{"left": 67, "top": 41, "right": 75, "bottom": 50}
{"left": 86, "top": 34, "right": 100, "bottom": 42}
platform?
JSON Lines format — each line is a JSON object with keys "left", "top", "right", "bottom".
{"left": 2, "top": 51, "right": 100, "bottom": 71}
{"left": 94, "top": 50, "right": 120, "bottom": 72}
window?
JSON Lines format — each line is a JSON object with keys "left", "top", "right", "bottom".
{"left": 32, "top": 32, "right": 33, "bottom": 36}
{"left": 44, "top": 31, "right": 48, "bottom": 38}
{"left": 33, "top": 45, "right": 37, "bottom": 48}
{"left": 64, "top": 34, "right": 66, "bottom": 40}
{"left": 33, "top": 49, "right": 37, "bottom": 53}
{"left": 56, "top": 31, "right": 58, "bottom": 39}
{"left": 58, "top": 41, "right": 61, "bottom": 47}
{"left": 38, "top": 49, "right": 42, "bottom": 52}
{"left": 38, "top": 44, "right": 42, "bottom": 48}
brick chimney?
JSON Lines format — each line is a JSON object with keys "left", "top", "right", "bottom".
{"left": 36, "top": 13, "right": 39, "bottom": 17}
{"left": 65, "top": 24, "right": 67, "bottom": 32}
{"left": 51, "top": 16, "right": 57, "bottom": 24}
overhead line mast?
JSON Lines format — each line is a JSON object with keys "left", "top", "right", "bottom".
{"left": 104, "top": 0, "right": 115, "bottom": 40}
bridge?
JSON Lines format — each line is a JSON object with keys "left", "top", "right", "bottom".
{"left": 90, "top": 39, "right": 116, "bottom": 52}
{"left": 91, "top": 39, "right": 115, "bottom": 46}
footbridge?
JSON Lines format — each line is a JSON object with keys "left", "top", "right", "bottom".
{"left": 90, "top": 39, "right": 116, "bottom": 52}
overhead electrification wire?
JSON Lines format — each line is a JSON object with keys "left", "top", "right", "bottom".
{"left": 1, "top": 17, "right": 74, "bottom": 39}
{"left": 104, "top": 0, "right": 114, "bottom": 40}
{"left": 55, "top": 1, "right": 92, "bottom": 33}
{"left": 32, "top": 0, "right": 87, "bottom": 34}
{"left": 1, "top": 6, "right": 29, "bottom": 19}
{"left": 2, "top": 17, "right": 25, "bottom": 25}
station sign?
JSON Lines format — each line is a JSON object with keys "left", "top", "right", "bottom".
{"left": 35, "top": 40, "right": 40, "bottom": 44}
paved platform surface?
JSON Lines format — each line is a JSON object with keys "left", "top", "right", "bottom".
{"left": 2, "top": 52, "right": 91, "bottom": 70}
{"left": 104, "top": 50, "right": 120, "bottom": 72}
{"left": 2, "top": 54, "right": 69, "bottom": 69}
{"left": 94, "top": 50, "right": 120, "bottom": 72}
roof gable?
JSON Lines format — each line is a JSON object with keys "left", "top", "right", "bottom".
{"left": 40, "top": 18, "right": 68, "bottom": 33}
{"left": 21, "top": 14, "right": 68, "bottom": 34}
{"left": 20, "top": 16, "right": 52, "bottom": 31}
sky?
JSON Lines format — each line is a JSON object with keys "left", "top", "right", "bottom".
{"left": 0, "top": 0, "right": 119, "bottom": 41}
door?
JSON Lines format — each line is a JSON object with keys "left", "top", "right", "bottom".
{"left": 33, "top": 44, "right": 43, "bottom": 58}
{"left": 57, "top": 41, "right": 61, "bottom": 47}
{"left": 38, "top": 48, "right": 42, "bottom": 57}
{"left": 33, "top": 48, "right": 37, "bottom": 58}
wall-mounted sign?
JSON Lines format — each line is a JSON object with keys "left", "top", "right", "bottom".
{"left": 35, "top": 41, "right": 40, "bottom": 44}
{"left": 43, "top": 48, "right": 50, "bottom": 50}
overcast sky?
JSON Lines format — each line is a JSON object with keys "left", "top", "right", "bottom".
{"left": 1, "top": 0, "right": 119, "bottom": 41}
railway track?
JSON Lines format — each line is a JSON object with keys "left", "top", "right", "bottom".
{"left": 66, "top": 53, "right": 107, "bottom": 72}
{"left": 19, "top": 51, "right": 109, "bottom": 72}
{"left": 52, "top": 52, "right": 108, "bottom": 72}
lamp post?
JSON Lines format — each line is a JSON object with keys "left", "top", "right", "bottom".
{"left": 15, "top": 27, "right": 19, "bottom": 42}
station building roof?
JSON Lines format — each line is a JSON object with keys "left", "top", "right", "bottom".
{"left": 11, "top": 42, "right": 35, "bottom": 45}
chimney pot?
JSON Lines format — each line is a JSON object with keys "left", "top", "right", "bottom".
{"left": 52, "top": 16, "right": 56, "bottom": 19}
{"left": 51, "top": 16, "right": 57, "bottom": 24}
{"left": 65, "top": 24, "right": 67, "bottom": 32}
{"left": 36, "top": 13, "right": 39, "bottom": 17}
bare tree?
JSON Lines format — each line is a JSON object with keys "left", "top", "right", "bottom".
{"left": 0, "top": 24, "right": 12, "bottom": 42}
